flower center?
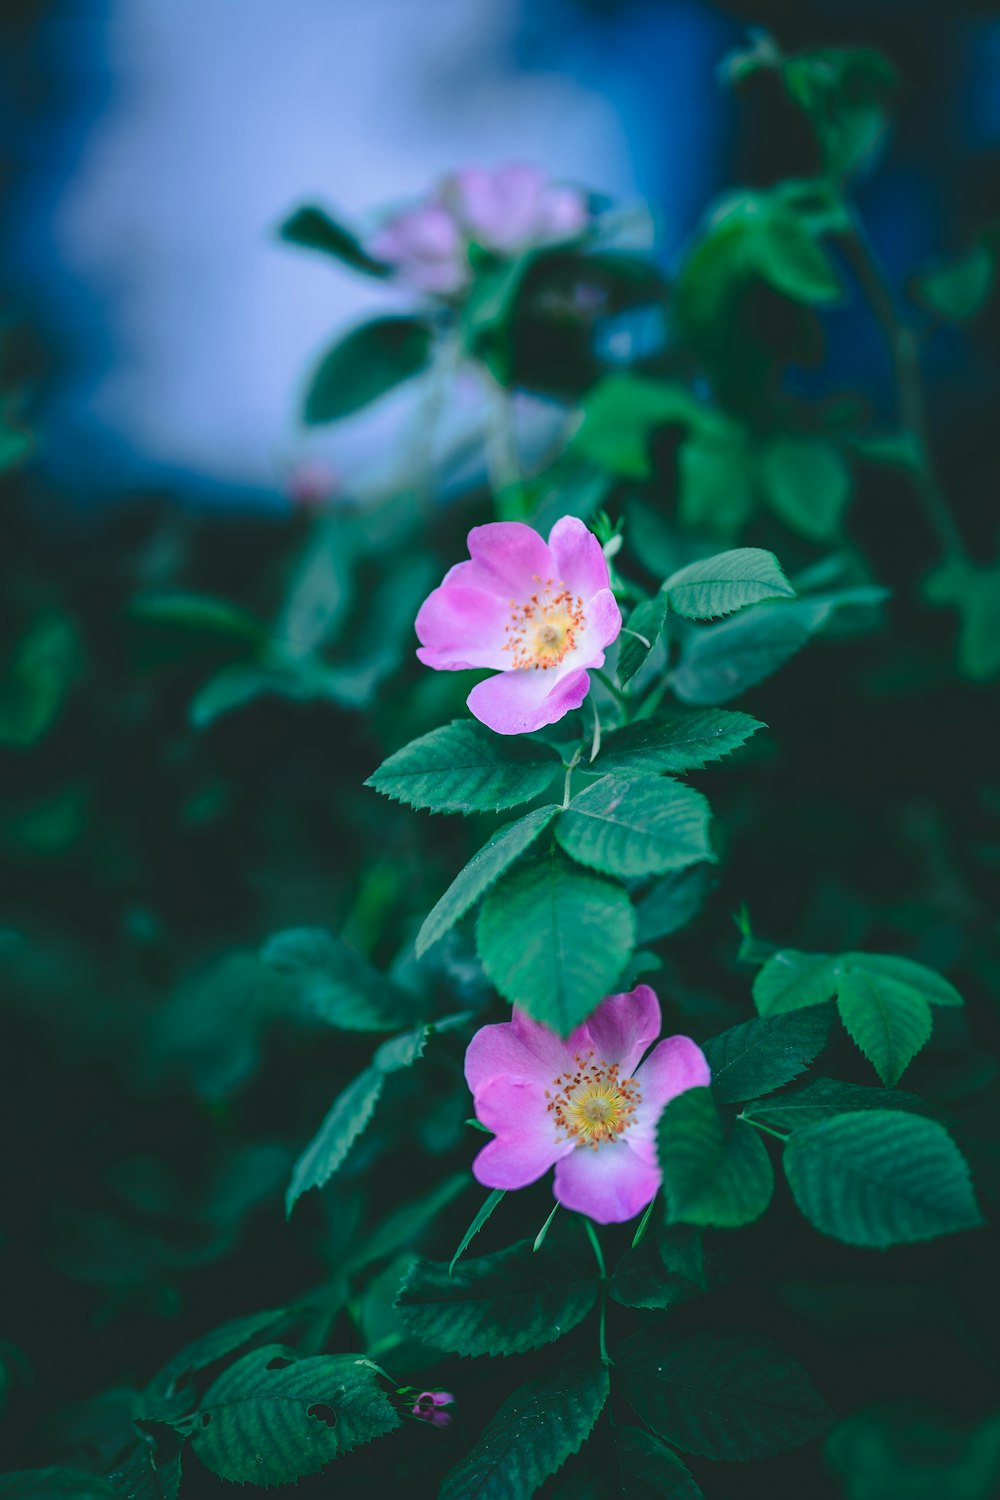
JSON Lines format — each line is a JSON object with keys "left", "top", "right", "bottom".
{"left": 502, "top": 576, "right": 586, "bottom": 671}
{"left": 546, "top": 1051, "right": 641, "bottom": 1149}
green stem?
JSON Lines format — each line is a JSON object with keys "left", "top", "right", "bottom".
{"left": 840, "top": 214, "right": 967, "bottom": 562}
{"left": 583, "top": 1219, "right": 611, "bottom": 1365}
{"left": 741, "top": 1114, "right": 789, "bottom": 1144}
{"left": 633, "top": 672, "right": 672, "bottom": 724}
{"left": 562, "top": 746, "right": 583, "bottom": 808}
{"left": 592, "top": 668, "right": 630, "bottom": 723}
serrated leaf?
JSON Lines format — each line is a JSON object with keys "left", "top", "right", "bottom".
{"left": 784, "top": 1110, "right": 983, "bottom": 1247}
{"left": 672, "top": 602, "right": 813, "bottom": 705}
{"left": 555, "top": 776, "right": 713, "bottom": 879}
{"left": 416, "top": 805, "right": 560, "bottom": 958}
{"left": 742, "top": 1078, "right": 928, "bottom": 1131}
{"left": 841, "top": 952, "right": 963, "bottom": 1007}
{"left": 0, "top": 1472, "right": 118, "bottom": 1499}
{"left": 703, "top": 1005, "right": 832, "bottom": 1103}
{"left": 756, "top": 437, "right": 851, "bottom": 542}
{"left": 665, "top": 548, "right": 796, "bottom": 620}
{"left": 303, "top": 316, "right": 433, "bottom": 424}
{"left": 634, "top": 865, "right": 715, "bottom": 945}
{"left": 366, "top": 720, "right": 562, "bottom": 814}
{"left": 476, "top": 850, "right": 635, "bottom": 1034}
{"left": 837, "top": 970, "right": 932, "bottom": 1086}
{"left": 596, "top": 709, "right": 765, "bottom": 776}
{"left": 140, "top": 1308, "right": 289, "bottom": 1421}
{"left": 262, "top": 928, "right": 413, "bottom": 1031}
{"left": 658, "top": 1088, "right": 773, "bottom": 1228}
{"left": 286, "top": 1067, "right": 384, "bottom": 1217}
{"left": 618, "top": 594, "right": 668, "bottom": 687}
{"left": 106, "top": 1437, "right": 182, "bottom": 1500}
{"left": 449, "top": 1188, "right": 506, "bottom": 1275}
{"left": 439, "top": 1362, "right": 609, "bottom": 1500}
{"left": 608, "top": 1428, "right": 705, "bottom": 1499}
{"left": 279, "top": 205, "right": 390, "bottom": 278}
{"left": 753, "top": 949, "right": 842, "bottom": 1015}
{"left": 609, "top": 1234, "right": 703, "bottom": 1311}
{"left": 617, "top": 1331, "right": 832, "bottom": 1460}
{"left": 182, "top": 1345, "right": 398, "bottom": 1486}
{"left": 396, "top": 1236, "right": 598, "bottom": 1356}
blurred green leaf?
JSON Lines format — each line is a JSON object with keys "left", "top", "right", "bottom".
{"left": 279, "top": 205, "right": 390, "bottom": 277}
{"left": 755, "top": 437, "right": 851, "bottom": 541}
{"left": 924, "top": 558, "right": 1000, "bottom": 680}
{"left": 302, "top": 316, "right": 434, "bottom": 424}
{"left": 782, "top": 47, "right": 898, "bottom": 181}
{"left": 0, "top": 614, "right": 84, "bottom": 748}
{"left": 262, "top": 928, "right": 414, "bottom": 1031}
{"left": 618, "top": 592, "right": 668, "bottom": 687}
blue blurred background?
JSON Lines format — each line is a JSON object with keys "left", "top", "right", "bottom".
{"left": 1, "top": 0, "right": 998, "bottom": 507}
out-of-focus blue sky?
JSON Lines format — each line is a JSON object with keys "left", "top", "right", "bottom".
{"left": 1, "top": 0, "right": 998, "bottom": 505}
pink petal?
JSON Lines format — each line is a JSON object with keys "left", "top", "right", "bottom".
{"left": 547, "top": 517, "right": 612, "bottom": 601}
{"left": 465, "top": 1011, "right": 576, "bottom": 1095}
{"left": 553, "top": 1142, "right": 661, "bottom": 1224}
{"left": 415, "top": 584, "right": 511, "bottom": 670}
{"left": 628, "top": 1036, "right": 712, "bottom": 1164}
{"left": 466, "top": 522, "right": 555, "bottom": 596}
{"left": 467, "top": 664, "right": 591, "bottom": 735}
{"left": 538, "top": 186, "right": 589, "bottom": 242}
{"left": 471, "top": 1076, "right": 572, "bottom": 1190}
{"left": 579, "top": 985, "right": 662, "bottom": 1076}
{"left": 585, "top": 588, "right": 624, "bottom": 651}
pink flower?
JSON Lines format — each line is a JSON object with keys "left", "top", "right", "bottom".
{"left": 367, "top": 164, "right": 588, "bottom": 298}
{"left": 415, "top": 517, "right": 622, "bottom": 735}
{"left": 464, "top": 987, "right": 710, "bottom": 1224}
{"left": 412, "top": 1390, "right": 455, "bottom": 1428}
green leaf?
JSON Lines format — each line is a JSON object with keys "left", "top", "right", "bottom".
{"left": 756, "top": 438, "right": 851, "bottom": 542}
{"left": 618, "top": 594, "right": 668, "bottom": 687}
{"left": 416, "top": 805, "right": 560, "bottom": 958}
{"left": 477, "top": 849, "right": 635, "bottom": 1033}
{"left": 742, "top": 1078, "right": 928, "bottom": 1131}
{"left": 449, "top": 1188, "right": 506, "bottom": 1275}
{"left": 439, "top": 1362, "right": 609, "bottom": 1500}
{"left": 279, "top": 205, "right": 390, "bottom": 277}
{"left": 925, "top": 557, "right": 1000, "bottom": 680}
{"left": 609, "top": 1233, "right": 704, "bottom": 1311}
{"left": 0, "top": 614, "right": 84, "bottom": 749}
{"left": 634, "top": 865, "right": 715, "bottom": 945}
{"left": 782, "top": 47, "right": 898, "bottom": 181}
{"left": 596, "top": 709, "right": 765, "bottom": 776}
{"left": 617, "top": 1331, "right": 832, "bottom": 1460}
{"left": 607, "top": 1428, "right": 705, "bottom": 1500}
{"left": 753, "top": 949, "right": 842, "bottom": 1015}
{"left": 658, "top": 1088, "right": 773, "bottom": 1228}
{"left": 141, "top": 1307, "right": 290, "bottom": 1420}
{"left": 261, "top": 928, "right": 413, "bottom": 1030}
{"left": 837, "top": 970, "right": 933, "bottom": 1087}
{"left": 348, "top": 1173, "right": 470, "bottom": 1273}
{"left": 181, "top": 1345, "right": 398, "bottom": 1485}
{"left": 107, "top": 1437, "right": 182, "bottom": 1500}
{"left": 840, "top": 953, "right": 963, "bottom": 1007}
{"left": 677, "top": 422, "right": 754, "bottom": 540}
{"left": 396, "top": 1235, "right": 598, "bottom": 1356}
{"left": 915, "top": 243, "right": 994, "bottom": 321}
{"left": 785, "top": 1110, "right": 983, "bottom": 1247}
{"left": 704, "top": 1004, "right": 832, "bottom": 1103}
{"left": 285, "top": 1067, "right": 384, "bottom": 1217}
{"left": 0, "top": 1472, "right": 118, "bottom": 1499}
{"left": 365, "top": 720, "right": 562, "bottom": 814}
{"left": 665, "top": 548, "right": 796, "bottom": 621}
{"left": 825, "top": 1405, "right": 1000, "bottom": 1500}
{"left": 556, "top": 776, "right": 713, "bottom": 879}
{"left": 302, "top": 316, "right": 433, "bottom": 424}
{"left": 671, "top": 602, "right": 813, "bottom": 705}
{"left": 572, "top": 377, "right": 708, "bottom": 479}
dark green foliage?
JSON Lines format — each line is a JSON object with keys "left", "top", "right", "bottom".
{"left": 176, "top": 1345, "right": 398, "bottom": 1485}
{"left": 617, "top": 592, "right": 668, "bottom": 686}
{"left": 617, "top": 1332, "right": 832, "bottom": 1459}
{"left": 438, "top": 1362, "right": 609, "bottom": 1498}
{"left": 658, "top": 1088, "right": 774, "bottom": 1227}
{"left": 555, "top": 775, "right": 714, "bottom": 878}
{"left": 279, "top": 205, "right": 390, "bottom": 277}
{"left": 396, "top": 1236, "right": 598, "bottom": 1356}
{"left": 476, "top": 849, "right": 635, "bottom": 1033}
{"left": 261, "top": 928, "right": 414, "bottom": 1030}
{"left": 783, "top": 1111, "right": 983, "bottom": 1247}
{"left": 366, "top": 720, "right": 562, "bottom": 813}
{"left": 703, "top": 1005, "right": 832, "bottom": 1103}
{"left": 594, "top": 710, "right": 764, "bottom": 776}
{"left": 302, "top": 316, "right": 434, "bottom": 423}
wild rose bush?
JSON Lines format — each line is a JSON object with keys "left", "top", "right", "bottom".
{"left": 2, "top": 30, "right": 1000, "bottom": 1500}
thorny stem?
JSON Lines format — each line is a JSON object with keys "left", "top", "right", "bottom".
{"left": 840, "top": 213, "right": 967, "bottom": 563}
{"left": 583, "top": 1218, "right": 611, "bottom": 1364}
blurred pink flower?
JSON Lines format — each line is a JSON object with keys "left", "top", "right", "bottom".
{"left": 412, "top": 1390, "right": 455, "bottom": 1428}
{"left": 464, "top": 987, "right": 710, "bottom": 1224}
{"left": 415, "top": 517, "right": 621, "bottom": 735}
{"left": 368, "top": 163, "right": 588, "bottom": 298}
